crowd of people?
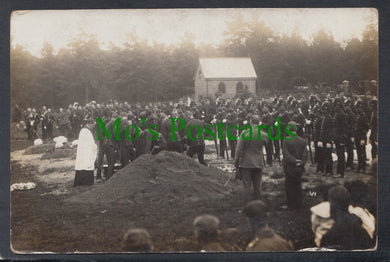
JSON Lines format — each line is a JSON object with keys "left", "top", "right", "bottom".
{"left": 15, "top": 90, "right": 377, "bottom": 176}
{"left": 13, "top": 89, "right": 378, "bottom": 251}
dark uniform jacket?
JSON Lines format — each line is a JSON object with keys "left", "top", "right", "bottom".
{"left": 320, "top": 115, "right": 334, "bottom": 144}
{"left": 333, "top": 110, "right": 347, "bottom": 143}
{"left": 354, "top": 113, "right": 369, "bottom": 140}
{"left": 246, "top": 226, "right": 294, "bottom": 251}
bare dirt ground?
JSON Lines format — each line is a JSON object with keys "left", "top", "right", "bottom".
{"left": 10, "top": 138, "right": 376, "bottom": 253}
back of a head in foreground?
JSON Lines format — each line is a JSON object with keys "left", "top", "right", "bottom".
{"left": 121, "top": 228, "right": 152, "bottom": 252}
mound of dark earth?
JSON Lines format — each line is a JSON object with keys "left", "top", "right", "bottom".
{"left": 68, "top": 151, "right": 232, "bottom": 204}
{"left": 41, "top": 147, "right": 77, "bottom": 160}
{"left": 24, "top": 143, "right": 54, "bottom": 155}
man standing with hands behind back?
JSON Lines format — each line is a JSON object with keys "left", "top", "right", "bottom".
{"left": 282, "top": 121, "right": 308, "bottom": 211}
{"left": 235, "top": 115, "right": 269, "bottom": 212}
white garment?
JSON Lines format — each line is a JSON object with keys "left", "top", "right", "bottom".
{"left": 310, "top": 201, "right": 376, "bottom": 247}
{"left": 75, "top": 128, "right": 97, "bottom": 171}
{"left": 34, "top": 139, "right": 43, "bottom": 146}
{"left": 53, "top": 136, "right": 68, "bottom": 148}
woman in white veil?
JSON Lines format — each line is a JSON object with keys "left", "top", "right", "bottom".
{"left": 74, "top": 126, "right": 97, "bottom": 186}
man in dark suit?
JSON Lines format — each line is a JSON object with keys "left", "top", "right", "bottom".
{"left": 160, "top": 114, "right": 182, "bottom": 153}
{"left": 184, "top": 111, "right": 207, "bottom": 165}
{"left": 282, "top": 121, "right": 308, "bottom": 210}
{"left": 235, "top": 115, "right": 269, "bottom": 211}
{"left": 243, "top": 200, "right": 294, "bottom": 251}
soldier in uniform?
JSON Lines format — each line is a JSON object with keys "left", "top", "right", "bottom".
{"left": 45, "top": 108, "right": 55, "bottom": 139}
{"left": 216, "top": 110, "right": 228, "bottom": 159}
{"left": 193, "top": 214, "right": 225, "bottom": 252}
{"left": 96, "top": 117, "right": 129, "bottom": 180}
{"left": 312, "top": 105, "right": 324, "bottom": 174}
{"left": 333, "top": 98, "right": 347, "bottom": 178}
{"left": 25, "top": 108, "right": 39, "bottom": 140}
{"left": 70, "top": 102, "right": 82, "bottom": 139}
{"left": 320, "top": 102, "right": 334, "bottom": 176}
{"left": 354, "top": 103, "right": 369, "bottom": 173}
{"left": 243, "top": 200, "right": 294, "bottom": 251}
{"left": 40, "top": 106, "right": 48, "bottom": 139}
{"left": 226, "top": 111, "right": 238, "bottom": 160}
{"left": 344, "top": 106, "right": 356, "bottom": 171}
{"left": 57, "top": 108, "right": 69, "bottom": 137}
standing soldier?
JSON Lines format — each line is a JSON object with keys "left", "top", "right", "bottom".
{"left": 333, "top": 98, "right": 347, "bottom": 178}
{"left": 291, "top": 101, "right": 306, "bottom": 138}
{"left": 45, "top": 108, "right": 55, "bottom": 139}
{"left": 40, "top": 106, "right": 48, "bottom": 139}
{"left": 354, "top": 102, "right": 369, "bottom": 173}
{"left": 312, "top": 105, "right": 324, "bottom": 174}
{"left": 57, "top": 108, "right": 69, "bottom": 137}
{"left": 70, "top": 102, "right": 79, "bottom": 139}
{"left": 25, "top": 108, "right": 39, "bottom": 140}
{"left": 345, "top": 106, "right": 356, "bottom": 171}
{"left": 226, "top": 111, "right": 238, "bottom": 160}
{"left": 320, "top": 102, "right": 334, "bottom": 176}
{"left": 216, "top": 110, "right": 228, "bottom": 159}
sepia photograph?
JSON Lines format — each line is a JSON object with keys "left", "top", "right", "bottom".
{"left": 10, "top": 8, "right": 378, "bottom": 253}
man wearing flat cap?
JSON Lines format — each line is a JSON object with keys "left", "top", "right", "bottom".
{"left": 282, "top": 121, "right": 308, "bottom": 210}
{"left": 193, "top": 214, "right": 225, "bottom": 252}
{"left": 243, "top": 200, "right": 294, "bottom": 251}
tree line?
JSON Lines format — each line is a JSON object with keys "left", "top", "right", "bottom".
{"left": 11, "top": 16, "right": 377, "bottom": 109}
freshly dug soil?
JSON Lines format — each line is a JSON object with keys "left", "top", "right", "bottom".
{"left": 24, "top": 143, "right": 54, "bottom": 155}
{"left": 41, "top": 147, "right": 77, "bottom": 160}
{"left": 69, "top": 151, "right": 231, "bottom": 204}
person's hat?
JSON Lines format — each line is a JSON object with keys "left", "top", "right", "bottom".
{"left": 193, "top": 214, "right": 220, "bottom": 235}
{"left": 287, "top": 120, "right": 297, "bottom": 127}
{"left": 184, "top": 110, "right": 193, "bottom": 119}
{"left": 328, "top": 185, "right": 351, "bottom": 210}
{"left": 243, "top": 200, "right": 267, "bottom": 218}
{"left": 121, "top": 228, "right": 152, "bottom": 252}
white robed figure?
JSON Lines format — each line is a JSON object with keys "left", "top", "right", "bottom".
{"left": 74, "top": 127, "right": 97, "bottom": 186}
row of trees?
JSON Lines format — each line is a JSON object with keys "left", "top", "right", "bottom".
{"left": 11, "top": 17, "right": 377, "bottom": 109}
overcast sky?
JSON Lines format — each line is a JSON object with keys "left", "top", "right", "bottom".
{"left": 11, "top": 8, "right": 377, "bottom": 57}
